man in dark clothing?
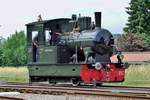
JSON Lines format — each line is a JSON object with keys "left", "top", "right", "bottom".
{"left": 117, "top": 51, "right": 124, "bottom": 63}
{"left": 32, "top": 36, "right": 39, "bottom": 62}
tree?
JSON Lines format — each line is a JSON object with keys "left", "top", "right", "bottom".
{"left": 124, "top": 0, "right": 150, "bottom": 46}
{"left": 1, "top": 31, "right": 27, "bottom": 66}
{"left": 117, "top": 33, "right": 145, "bottom": 51}
{"left": 0, "top": 45, "right": 3, "bottom": 66}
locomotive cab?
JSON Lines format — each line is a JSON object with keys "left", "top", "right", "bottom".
{"left": 26, "top": 18, "right": 73, "bottom": 64}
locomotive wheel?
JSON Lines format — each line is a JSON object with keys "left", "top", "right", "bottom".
{"left": 49, "top": 81, "right": 57, "bottom": 85}
{"left": 71, "top": 78, "right": 80, "bottom": 86}
{"left": 96, "top": 83, "right": 102, "bottom": 86}
{"left": 48, "top": 79, "right": 57, "bottom": 85}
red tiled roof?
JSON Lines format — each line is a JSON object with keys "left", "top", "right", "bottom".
{"left": 111, "top": 52, "right": 150, "bottom": 62}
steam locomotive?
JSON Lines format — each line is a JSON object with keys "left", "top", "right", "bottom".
{"left": 26, "top": 12, "right": 128, "bottom": 86}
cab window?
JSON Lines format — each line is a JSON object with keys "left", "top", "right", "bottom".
{"left": 32, "top": 31, "right": 38, "bottom": 42}
{"left": 45, "top": 30, "right": 51, "bottom": 45}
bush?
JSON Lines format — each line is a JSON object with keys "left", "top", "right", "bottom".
{"left": 117, "top": 33, "right": 145, "bottom": 51}
{"left": 0, "top": 31, "right": 27, "bottom": 66}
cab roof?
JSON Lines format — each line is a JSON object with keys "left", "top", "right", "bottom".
{"left": 26, "top": 18, "right": 71, "bottom": 26}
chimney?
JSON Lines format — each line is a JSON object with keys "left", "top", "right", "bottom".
{"left": 72, "top": 14, "right": 77, "bottom": 20}
{"left": 95, "top": 12, "right": 101, "bottom": 28}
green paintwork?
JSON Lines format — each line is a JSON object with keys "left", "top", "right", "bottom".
{"left": 39, "top": 46, "right": 57, "bottom": 64}
{"left": 27, "top": 46, "right": 57, "bottom": 64}
{"left": 27, "top": 47, "right": 32, "bottom": 63}
{"left": 28, "top": 64, "right": 82, "bottom": 77}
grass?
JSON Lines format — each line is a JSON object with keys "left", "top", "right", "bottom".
{"left": 124, "top": 64, "right": 150, "bottom": 86}
{"left": 0, "top": 66, "right": 29, "bottom": 83}
{"left": 0, "top": 64, "right": 150, "bottom": 86}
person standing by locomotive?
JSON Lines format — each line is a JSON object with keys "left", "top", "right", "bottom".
{"left": 117, "top": 51, "right": 124, "bottom": 63}
{"left": 32, "top": 35, "right": 39, "bottom": 62}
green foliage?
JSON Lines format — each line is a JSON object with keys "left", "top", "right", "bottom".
{"left": 0, "top": 31, "right": 27, "bottom": 66}
{"left": 144, "top": 34, "right": 150, "bottom": 46}
{"left": 0, "top": 46, "right": 3, "bottom": 66}
{"left": 124, "top": 0, "right": 150, "bottom": 46}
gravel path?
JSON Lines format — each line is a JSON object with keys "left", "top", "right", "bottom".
{"left": 4, "top": 93, "right": 144, "bottom": 100}
{"left": 5, "top": 93, "right": 100, "bottom": 100}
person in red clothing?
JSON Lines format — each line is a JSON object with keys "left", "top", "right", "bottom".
{"left": 51, "top": 31, "right": 61, "bottom": 45}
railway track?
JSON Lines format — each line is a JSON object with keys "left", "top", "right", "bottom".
{"left": 0, "top": 83, "right": 150, "bottom": 100}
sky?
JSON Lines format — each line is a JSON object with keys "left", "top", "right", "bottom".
{"left": 0, "top": 0, "right": 130, "bottom": 38}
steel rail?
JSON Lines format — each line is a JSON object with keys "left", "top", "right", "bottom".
{"left": 2, "top": 83, "right": 150, "bottom": 93}
{"left": 1, "top": 84, "right": 150, "bottom": 94}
